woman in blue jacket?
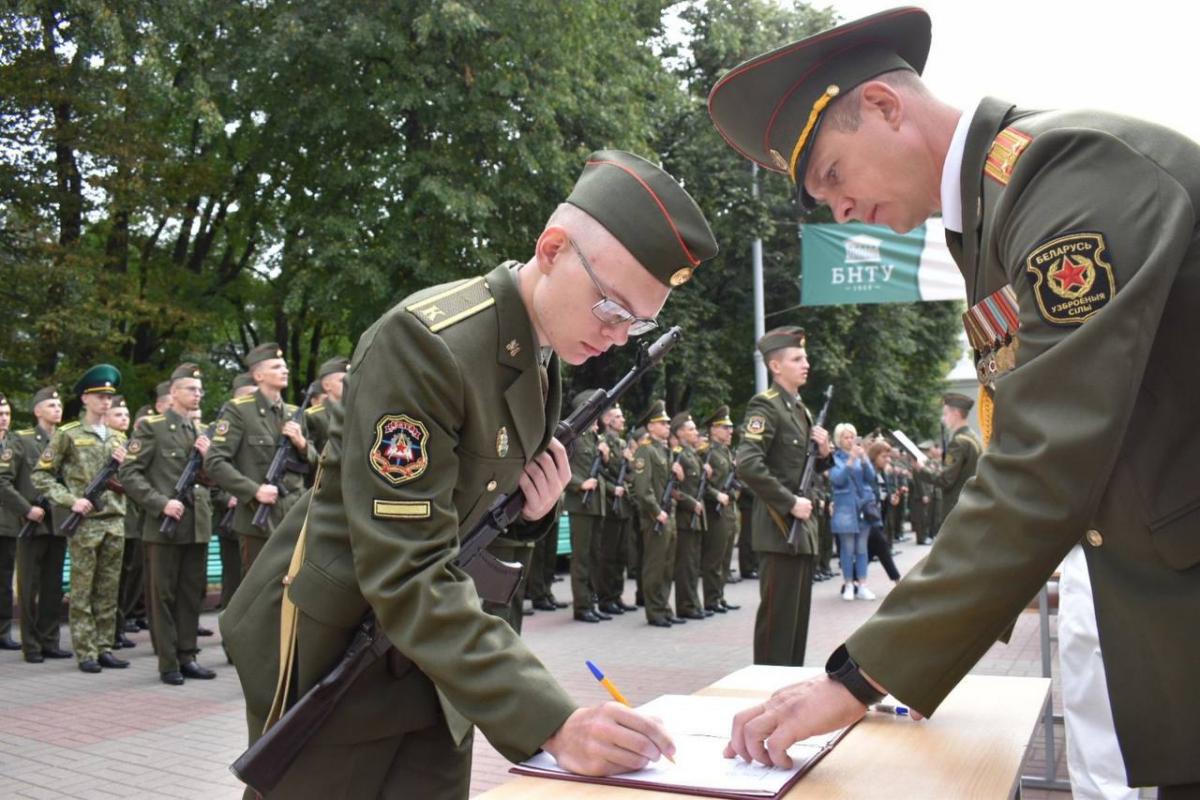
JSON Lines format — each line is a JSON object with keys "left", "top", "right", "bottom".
{"left": 829, "top": 423, "right": 876, "bottom": 601}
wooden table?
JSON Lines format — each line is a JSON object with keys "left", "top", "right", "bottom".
{"left": 476, "top": 666, "right": 1050, "bottom": 799}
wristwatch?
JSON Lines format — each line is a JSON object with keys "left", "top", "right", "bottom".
{"left": 826, "top": 644, "right": 886, "bottom": 706}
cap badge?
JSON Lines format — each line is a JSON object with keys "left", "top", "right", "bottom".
{"left": 769, "top": 149, "right": 790, "bottom": 172}
{"left": 669, "top": 267, "right": 693, "bottom": 287}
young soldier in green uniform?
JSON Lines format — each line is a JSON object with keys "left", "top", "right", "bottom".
{"left": 212, "top": 372, "right": 256, "bottom": 608}
{"left": 0, "top": 387, "right": 71, "bottom": 662}
{"left": 596, "top": 404, "right": 637, "bottom": 615}
{"left": 735, "top": 328, "right": 832, "bottom": 666}
{"left": 106, "top": 396, "right": 145, "bottom": 649}
{"left": 910, "top": 441, "right": 935, "bottom": 544}
{"left": 32, "top": 365, "right": 129, "bottom": 673}
{"left": 220, "top": 150, "right": 717, "bottom": 796}
{"left": 632, "top": 400, "right": 684, "bottom": 628}
{"left": 700, "top": 406, "right": 740, "bottom": 614}
{"left": 670, "top": 411, "right": 708, "bottom": 620}
{"left": 563, "top": 392, "right": 610, "bottom": 623}
{"left": 204, "top": 343, "right": 313, "bottom": 575}
{"left": 303, "top": 356, "right": 348, "bottom": 462}
{"left": 711, "top": 9, "right": 1200, "bottom": 794}
{"left": 922, "top": 393, "right": 981, "bottom": 527}
{"left": 120, "top": 364, "right": 218, "bottom": 685}
{"left": 0, "top": 394, "right": 20, "bottom": 650}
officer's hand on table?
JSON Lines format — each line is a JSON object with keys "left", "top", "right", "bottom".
{"left": 790, "top": 497, "right": 812, "bottom": 519}
{"left": 520, "top": 438, "right": 570, "bottom": 521}
{"left": 71, "top": 498, "right": 94, "bottom": 515}
{"left": 255, "top": 484, "right": 279, "bottom": 505}
{"left": 112, "top": 445, "right": 126, "bottom": 464}
{"left": 163, "top": 499, "right": 186, "bottom": 520}
{"left": 671, "top": 461, "right": 684, "bottom": 480}
{"left": 580, "top": 477, "right": 599, "bottom": 492}
{"left": 542, "top": 703, "right": 676, "bottom": 776}
{"left": 725, "top": 676, "right": 865, "bottom": 768}
{"left": 281, "top": 421, "right": 305, "bottom": 451}
{"left": 811, "top": 425, "right": 831, "bottom": 457}
{"left": 25, "top": 506, "right": 45, "bottom": 522}
{"left": 194, "top": 435, "right": 211, "bottom": 456}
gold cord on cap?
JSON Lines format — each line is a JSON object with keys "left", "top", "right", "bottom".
{"left": 787, "top": 84, "right": 840, "bottom": 182}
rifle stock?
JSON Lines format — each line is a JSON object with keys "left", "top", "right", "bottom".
{"left": 230, "top": 328, "right": 683, "bottom": 795}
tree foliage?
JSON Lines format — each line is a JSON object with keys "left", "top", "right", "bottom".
{"left": 1, "top": 0, "right": 961, "bottom": 437}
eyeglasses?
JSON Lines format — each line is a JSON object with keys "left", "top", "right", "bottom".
{"left": 568, "top": 238, "right": 658, "bottom": 336}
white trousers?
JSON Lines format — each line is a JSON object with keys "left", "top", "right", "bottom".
{"left": 1058, "top": 544, "right": 1137, "bottom": 800}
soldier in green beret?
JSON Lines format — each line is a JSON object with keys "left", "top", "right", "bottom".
{"left": 735, "top": 328, "right": 831, "bottom": 666}
{"left": 670, "top": 411, "right": 708, "bottom": 620}
{"left": 0, "top": 387, "right": 71, "bottom": 661}
{"left": 631, "top": 400, "right": 684, "bottom": 629}
{"left": 700, "top": 406, "right": 740, "bottom": 614}
{"left": 303, "top": 356, "right": 349, "bottom": 462}
{"left": 0, "top": 393, "right": 18, "bottom": 650}
{"left": 563, "top": 390, "right": 610, "bottom": 623}
{"left": 204, "top": 343, "right": 314, "bottom": 575}
{"left": 920, "top": 393, "right": 981, "bottom": 530}
{"left": 220, "top": 149, "right": 716, "bottom": 795}
{"left": 712, "top": 9, "right": 1200, "bottom": 794}
{"left": 32, "top": 365, "right": 129, "bottom": 673}
{"left": 120, "top": 363, "right": 218, "bottom": 685}
{"left": 595, "top": 403, "right": 638, "bottom": 616}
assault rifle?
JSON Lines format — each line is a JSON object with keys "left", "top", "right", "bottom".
{"left": 17, "top": 494, "right": 51, "bottom": 539}
{"left": 653, "top": 449, "right": 685, "bottom": 534}
{"left": 159, "top": 422, "right": 219, "bottom": 538}
{"left": 231, "top": 327, "right": 682, "bottom": 795}
{"left": 611, "top": 441, "right": 631, "bottom": 514}
{"left": 59, "top": 456, "right": 122, "bottom": 537}
{"left": 786, "top": 384, "right": 834, "bottom": 552}
{"left": 691, "top": 447, "right": 713, "bottom": 527}
{"left": 579, "top": 449, "right": 604, "bottom": 507}
{"left": 251, "top": 384, "right": 317, "bottom": 531}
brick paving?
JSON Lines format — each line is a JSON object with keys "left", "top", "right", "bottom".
{"left": 0, "top": 538, "right": 1109, "bottom": 798}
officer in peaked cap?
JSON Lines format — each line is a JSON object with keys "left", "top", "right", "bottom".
{"left": 220, "top": 150, "right": 716, "bottom": 796}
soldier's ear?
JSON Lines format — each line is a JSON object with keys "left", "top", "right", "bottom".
{"left": 535, "top": 227, "right": 571, "bottom": 275}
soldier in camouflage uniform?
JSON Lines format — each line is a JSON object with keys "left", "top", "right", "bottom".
{"left": 204, "top": 343, "right": 313, "bottom": 574}
{"left": 0, "top": 387, "right": 71, "bottom": 662}
{"left": 632, "top": 400, "right": 684, "bottom": 628}
{"left": 670, "top": 411, "right": 707, "bottom": 620}
{"left": 700, "top": 406, "right": 740, "bottom": 613}
{"left": 121, "top": 363, "right": 217, "bottom": 685}
{"left": 106, "top": 396, "right": 143, "bottom": 649}
{"left": 32, "top": 365, "right": 129, "bottom": 673}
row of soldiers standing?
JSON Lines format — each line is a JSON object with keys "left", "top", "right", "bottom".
{"left": 0, "top": 344, "right": 350, "bottom": 685}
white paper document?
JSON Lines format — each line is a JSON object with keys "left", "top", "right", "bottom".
{"left": 514, "top": 694, "right": 847, "bottom": 798}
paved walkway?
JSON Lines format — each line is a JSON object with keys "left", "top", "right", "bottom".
{"left": 0, "top": 540, "right": 1085, "bottom": 799}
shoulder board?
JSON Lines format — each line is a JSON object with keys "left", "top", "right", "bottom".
{"left": 16, "top": 428, "right": 35, "bottom": 437}
{"left": 145, "top": 414, "right": 166, "bottom": 423}
{"left": 984, "top": 127, "right": 1033, "bottom": 186}
{"left": 59, "top": 421, "right": 80, "bottom": 431}
{"left": 406, "top": 276, "right": 495, "bottom": 334}
{"left": 285, "top": 404, "right": 298, "bottom": 414}
{"left": 231, "top": 395, "right": 256, "bottom": 406}
{"left": 305, "top": 403, "right": 325, "bottom": 415}
{"left": 639, "top": 435, "right": 651, "bottom": 445}
{"left": 758, "top": 389, "right": 779, "bottom": 400}
{"left": 697, "top": 441, "right": 710, "bottom": 453}
{"left": 672, "top": 445, "right": 682, "bottom": 454}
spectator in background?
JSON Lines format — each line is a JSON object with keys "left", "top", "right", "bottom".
{"left": 829, "top": 424, "right": 874, "bottom": 601}
{"left": 866, "top": 440, "right": 901, "bottom": 584}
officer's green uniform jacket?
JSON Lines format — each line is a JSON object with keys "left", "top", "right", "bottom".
{"left": 119, "top": 409, "right": 213, "bottom": 544}
{"left": 0, "top": 427, "right": 62, "bottom": 536}
{"left": 204, "top": 390, "right": 311, "bottom": 538}
{"left": 632, "top": 436, "right": 675, "bottom": 524}
{"left": 846, "top": 99, "right": 1200, "bottom": 785}
{"left": 924, "top": 424, "right": 980, "bottom": 520}
{"left": 674, "top": 444, "right": 705, "bottom": 530}
{"left": 0, "top": 435, "right": 21, "bottom": 537}
{"left": 704, "top": 441, "right": 737, "bottom": 524}
{"left": 563, "top": 429, "right": 606, "bottom": 517}
{"left": 601, "top": 430, "right": 633, "bottom": 520}
{"left": 222, "top": 263, "right": 574, "bottom": 767}
{"left": 735, "top": 383, "right": 821, "bottom": 555}
{"left": 304, "top": 402, "right": 332, "bottom": 461}
{"left": 32, "top": 418, "right": 126, "bottom": 542}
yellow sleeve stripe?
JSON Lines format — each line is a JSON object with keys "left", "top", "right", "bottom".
{"left": 372, "top": 500, "right": 431, "bottom": 520}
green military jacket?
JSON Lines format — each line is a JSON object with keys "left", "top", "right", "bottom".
{"left": 735, "top": 383, "right": 819, "bottom": 555}
{"left": 562, "top": 428, "right": 606, "bottom": 517}
{"left": 631, "top": 436, "right": 675, "bottom": 527}
{"left": 119, "top": 408, "right": 213, "bottom": 545}
{"left": 32, "top": 418, "right": 126, "bottom": 541}
{"left": 204, "top": 389, "right": 310, "bottom": 538}
{"left": 0, "top": 434, "right": 21, "bottom": 537}
{"left": 0, "top": 426, "right": 61, "bottom": 537}
{"left": 846, "top": 99, "right": 1200, "bottom": 785}
{"left": 924, "top": 425, "right": 980, "bottom": 518}
{"left": 304, "top": 401, "right": 332, "bottom": 461}
{"left": 704, "top": 441, "right": 738, "bottom": 523}
{"left": 601, "top": 430, "right": 633, "bottom": 520}
{"left": 674, "top": 444, "right": 706, "bottom": 531}
{"left": 221, "top": 263, "right": 574, "bottom": 764}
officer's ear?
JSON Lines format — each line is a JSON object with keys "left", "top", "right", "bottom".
{"left": 860, "top": 80, "right": 903, "bottom": 130}
{"left": 535, "top": 227, "right": 571, "bottom": 275}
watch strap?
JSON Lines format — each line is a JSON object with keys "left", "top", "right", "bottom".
{"left": 825, "top": 644, "right": 886, "bottom": 706}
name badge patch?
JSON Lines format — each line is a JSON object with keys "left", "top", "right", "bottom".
{"left": 369, "top": 414, "right": 430, "bottom": 486}
{"left": 1025, "top": 232, "right": 1117, "bottom": 326}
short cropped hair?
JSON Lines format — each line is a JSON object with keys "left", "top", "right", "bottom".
{"left": 824, "top": 69, "right": 929, "bottom": 133}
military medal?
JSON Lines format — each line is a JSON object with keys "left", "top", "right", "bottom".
{"left": 963, "top": 285, "right": 1021, "bottom": 391}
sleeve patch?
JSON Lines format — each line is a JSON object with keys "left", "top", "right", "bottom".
{"left": 40, "top": 448, "right": 54, "bottom": 462}
{"left": 372, "top": 499, "right": 431, "bottom": 520}
{"left": 369, "top": 414, "right": 430, "bottom": 486}
{"left": 634, "top": 458, "right": 645, "bottom": 473}
{"left": 746, "top": 415, "right": 767, "bottom": 436}
{"left": 127, "top": 439, "right": 142, "bottom": 454}
{"left": 0, "top": 449, "right": 11, "bottom": 462}
{"left": 1024, "top": 232, "right": 1116, "bottom": 326}
{"left": 215, "top": 419, "right": 231, "bottom": 436}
